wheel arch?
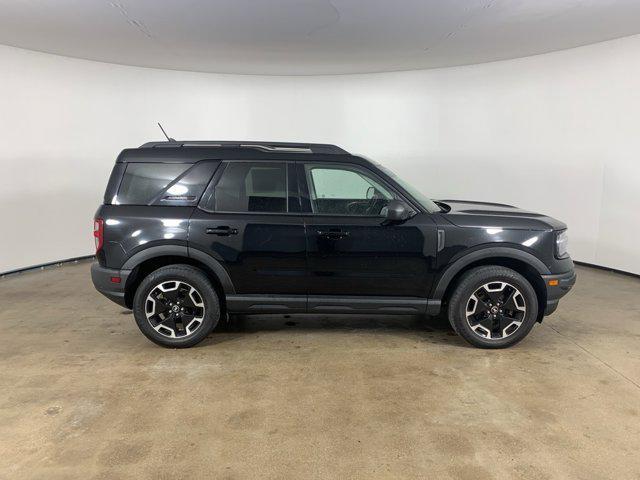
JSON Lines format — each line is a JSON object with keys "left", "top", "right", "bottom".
{"left": 433, "top": 247, "right": 549, "bottom": 322}
{"left": 121, "top": 245, "right": 234, "bottom": 309}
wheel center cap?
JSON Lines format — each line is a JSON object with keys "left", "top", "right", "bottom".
{"left": 490, "top": 306, "right": 499, "bottom": 314}
{"left": 172, "top": 305, "right": 180, "bottom": 313}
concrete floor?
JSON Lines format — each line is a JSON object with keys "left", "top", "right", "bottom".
{"left": 0, "top": 263, "right": 639, "bottom": 479}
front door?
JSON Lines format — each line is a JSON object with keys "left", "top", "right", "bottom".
{"left": 189, "top": 161, "right": 307, "bottom": 295}
{"left": 298, "top": 162, "right": 437, "bottom": 298}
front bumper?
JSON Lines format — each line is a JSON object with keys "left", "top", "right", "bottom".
{"left": 541, "top": 269, "right": 577, "bottom": 316}
{"left": 91, "top": 262, "right": 132, "bottom": 308}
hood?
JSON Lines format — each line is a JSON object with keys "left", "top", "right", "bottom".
{"left": 437, "top": 199, "right": 567, "bottom": 231}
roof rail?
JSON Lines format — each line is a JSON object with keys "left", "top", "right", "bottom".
{"left": 139, "top": 140, "right": 349, "bottom": 155}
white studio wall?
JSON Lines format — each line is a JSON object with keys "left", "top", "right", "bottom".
{"left": 1, "top": 35, "right": 639, "bottom": 274}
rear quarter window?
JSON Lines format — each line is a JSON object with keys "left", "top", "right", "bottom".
{"left": 115, "top": 163, "right": 190, "bottom": 205}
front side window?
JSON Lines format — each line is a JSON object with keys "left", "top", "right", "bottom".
{"left": 304, "top": 164, "right": 395, "bottom": 216}
{"left": 209, "top": 162, "right": 287, "bottom": 213}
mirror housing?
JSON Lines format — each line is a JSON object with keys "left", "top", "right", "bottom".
{"left": 381, "top": 199, "right": 412, "bottom": 223}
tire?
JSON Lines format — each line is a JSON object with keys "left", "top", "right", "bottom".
{"left": 447, "top": 266, "right": 538, "bottom": 349}
{"left": 132, "top": 265, "right": 220, "bottom": 348}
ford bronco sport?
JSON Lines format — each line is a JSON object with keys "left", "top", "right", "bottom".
{"left": 91, "top": 140, "right": 576, "bottom": 348}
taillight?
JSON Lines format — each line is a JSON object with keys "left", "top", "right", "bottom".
{"left": 94, "top": 218, "right": 104, "bottom": 253}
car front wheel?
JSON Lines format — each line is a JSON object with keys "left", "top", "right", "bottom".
{"left": 447, "top": 266, "right": 539, "bottom": 349}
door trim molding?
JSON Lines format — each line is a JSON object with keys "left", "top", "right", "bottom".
{"left": 226, "top": 294, "right": 438, "bottom": 315}
{"left": 226, "top": 294, "right": 306, "bottom": 313}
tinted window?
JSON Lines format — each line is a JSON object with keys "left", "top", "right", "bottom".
{"left": 116, "top": 163, "right": 190, "bottom": 205}
{"left": 103, "top": 163, "right": 126, "bottom": 204}
{"left": 305, "top": 164, "right": 395, "bottom": 216}
{"left": 153, "top": 161, "right": 220, "bottom": 206}
{"left": 209, "top": 162, "right": 287, "bottom": 213}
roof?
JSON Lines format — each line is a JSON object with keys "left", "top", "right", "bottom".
{"left": 116, "top": 141, "right": 353, "bottom": 163}
{"left": 140, "top": 140, "right": 347, "bottom": 154}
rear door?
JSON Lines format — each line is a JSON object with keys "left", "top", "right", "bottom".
{"left": 298, "top": 161, "right": 437, "bottom": 298}
{"left": 189, "top": 160, "right": 307, "bottom": 295}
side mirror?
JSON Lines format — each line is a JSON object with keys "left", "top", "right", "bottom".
{"left": 381, "top": 199, "right": 412, "bottom": 223}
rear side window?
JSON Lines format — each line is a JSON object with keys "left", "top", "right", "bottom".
{"left": 203, "top": 161, "right": 287, "bottom": 213}
{"left": 115, "top": 163, "right": 190, "bottom": 205}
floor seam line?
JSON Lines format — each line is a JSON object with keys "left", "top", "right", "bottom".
{"left": 545, "top": 323, "right": 640, "bottom": 391}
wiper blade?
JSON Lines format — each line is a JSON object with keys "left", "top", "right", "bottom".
{"left": 434, "top": 201, "right": 451, "bottom": 213}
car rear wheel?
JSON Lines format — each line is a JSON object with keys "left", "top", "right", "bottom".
{"left": 447, "top": 266, "right": 538, "bottom": 349}
{"left": 132, "top": 265, "right": 220, "bottom": 348}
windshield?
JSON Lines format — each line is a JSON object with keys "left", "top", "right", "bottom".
{"left": 375, "top": 163, "right": 442, "bottom": 213}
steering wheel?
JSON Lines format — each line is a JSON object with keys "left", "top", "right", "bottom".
{"left": 365, "top": 198, "right": 384, "bottom": 216}
{"left": 346, "top": 200, "right": 368, "bottom": 214}
{"left": 346, "top": 186, "right": 389, "bottom": 215}
{"left": 365, "top": 189, "right": 388, "bottom": 215}
{"left": 345, "top": 196, "right": 385, "bottom": 216}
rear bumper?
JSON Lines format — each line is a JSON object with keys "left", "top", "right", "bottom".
{"left": 91, "top": 262, "right": 131, "bottom": 308}
{"left": 542, "top": 269, "right": 577, "bottom": 316}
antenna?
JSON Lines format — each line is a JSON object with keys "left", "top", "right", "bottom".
{"left": 157, "top": 122, "right": 176, "bottom": 142}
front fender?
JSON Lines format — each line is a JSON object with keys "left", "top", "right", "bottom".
{"left": 430, "top": 246, "right": 550, "bottom": 301}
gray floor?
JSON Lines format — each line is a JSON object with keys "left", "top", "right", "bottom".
{"left": 1, "top": 262, "right": 639, "bottom": 479}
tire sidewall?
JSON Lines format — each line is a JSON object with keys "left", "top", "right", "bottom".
{"left": 133, "top": 266, "right": 220, "bottom": 348}
{"left": 449, "top": 267, "right": 539, "bottom": 349}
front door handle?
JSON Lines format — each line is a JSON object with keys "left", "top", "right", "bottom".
{"left": 317, "top": 230, "right": 349, "bottom": 240}
{"left": 206, "top": 226, "right": 238, "bottom": 236}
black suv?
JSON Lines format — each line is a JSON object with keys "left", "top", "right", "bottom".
{"left": 92, "top": 140, "right": 575, "bottom": 349}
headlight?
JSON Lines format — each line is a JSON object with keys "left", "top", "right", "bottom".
{"left": 555, "top": 230, "right": 569, "bottom": 258}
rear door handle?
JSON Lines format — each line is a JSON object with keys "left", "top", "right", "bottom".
{"left": 206, "top": 226, "right": 238, "bottom": 236}
{"left": 317, "top": 230, "right": 349, "bottom": 240}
